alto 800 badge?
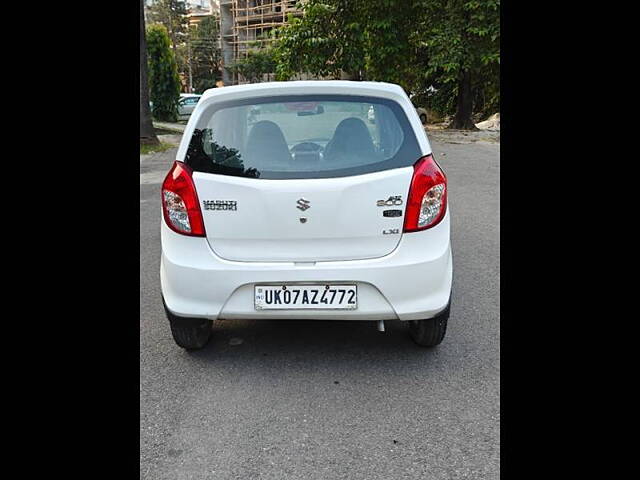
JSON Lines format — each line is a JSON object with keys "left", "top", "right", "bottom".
{"left": 377, "top": 195, "right": 403, "bottom": 207}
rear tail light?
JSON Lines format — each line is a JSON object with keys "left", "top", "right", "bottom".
{"left": 161, "top": 161, "right": 206, "bottom": 236}
{"left": 403, "top": 155, "right": 447, "bottom": 232}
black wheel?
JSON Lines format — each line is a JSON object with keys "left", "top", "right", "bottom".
{"left": 163, "top": 301, "right": 212, "bottom": 350}
{"left": 409, "top": 300, "right": 450, "bottom": 347}
{"left": 419, "top": 113, "right": 428, "bottom": 125}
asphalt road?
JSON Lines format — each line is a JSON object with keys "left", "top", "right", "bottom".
{"left": 140, "top": 137, "right": 500, "bottom": 480}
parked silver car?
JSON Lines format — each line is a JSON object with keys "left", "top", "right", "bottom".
{"left": 149, "top": 94, "right": 202, "bottom": 121}
{"left": 178, "top": 94, "right": 202, "bottom": 120}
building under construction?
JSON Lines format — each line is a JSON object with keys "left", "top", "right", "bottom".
{"left": 220, "top": 0, "right": 303, "bottom": 85}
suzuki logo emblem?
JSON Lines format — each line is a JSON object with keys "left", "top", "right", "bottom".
{"left": 296, "top": 198, "right": 311, "bottom": 211}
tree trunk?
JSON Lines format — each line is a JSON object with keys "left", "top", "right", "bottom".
{"left": 450, "top": 70, "right": 478, "bottom": 130}
{"left": 187, "top": 38, "right": 193, "bottom": 93}
{"left": 140, "top": 0, "right": 159, "bottom": 145}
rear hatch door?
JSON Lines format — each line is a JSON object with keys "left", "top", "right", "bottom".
{"left": 194, "top": 168, "right": 412, "bottom": 262}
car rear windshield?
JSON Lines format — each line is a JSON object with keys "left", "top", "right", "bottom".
{"left": 184, "top": 94, "right": 421, "bottom": 179}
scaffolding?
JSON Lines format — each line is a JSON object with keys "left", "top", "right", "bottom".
{"left": 220, "top": 0, "right": 302, "bottom": 85}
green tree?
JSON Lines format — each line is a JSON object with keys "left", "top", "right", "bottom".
{"left": 272, "top": 0, "right": 367, "bottom": 81}
{"left": 146, "top": 0, "right": 188, "bottom": 54}
{"left": 140, "top": 0, "right": 159, "bottom": 145}
{"left": 271, "top": 0, "right": 499, "bottom": 130}
{"left": 416, "top": 0, "right": 500, "bottom": 129}
{"left": 147, "top": 0, "right": 189, "bottom": 89}
{"left": 359, "top": 1, "right": 424, "bottom": 91}
{"left": 272, "top": 0, "right": 421, "bottom": 88}
{"left": 187, "top": 16, "right": 222, "bottom": 93}
{"left": 147, "top": 24, "right": 181, "bottom": 122}
{"left": 472, "top": 58, "right": 500, "bottom": 118}
{"left": 231, "top": 47, "right": 277, "bottom": 83}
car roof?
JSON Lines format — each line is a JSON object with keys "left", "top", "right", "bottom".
{"left": 200, "top": 80, "right": 407, "bottom": 103}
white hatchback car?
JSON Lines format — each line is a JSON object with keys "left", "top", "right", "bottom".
{"left": 161, "top": 81, "right": 452, "bottom": 350}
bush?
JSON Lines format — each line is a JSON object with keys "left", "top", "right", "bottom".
{"left": 193, "top": 79, "right": 218, "bottom": 94}
{"left": 146, "top": 24, "right": 181, "bottom": 122}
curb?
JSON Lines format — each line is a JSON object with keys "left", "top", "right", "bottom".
{"left": 153, "top": 121, "right": 185, "bottom": 133}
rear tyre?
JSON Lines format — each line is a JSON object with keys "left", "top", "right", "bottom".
{"left": 419, "top": 113, "right": 428, "bottom": 125}
{"left": 409, "top": 301, "right": 450, "bottom": 347}
{"left": 164, "top": 302, "right": 212, "bottom": 350}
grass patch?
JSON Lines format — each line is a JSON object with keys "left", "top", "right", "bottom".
{"left": 140, "top": 141, "right": 174, "bottom": 155}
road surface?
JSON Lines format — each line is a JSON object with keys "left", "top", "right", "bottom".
{"left": 140, "top": 136, "right": 500, "bottom": 479}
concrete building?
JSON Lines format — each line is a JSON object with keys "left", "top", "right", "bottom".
{"left": 188, "top": 1, "right": 220, "bottom": 27}
{"left": 145, "top": 0, "right": 218, "bottom": 11}
{"left": 220, "top": 0, "right": 302, "bottom": 85}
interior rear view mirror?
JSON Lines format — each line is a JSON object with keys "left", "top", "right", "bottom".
{"left": 297, "top": 105, "right": 324, "bottom": 116}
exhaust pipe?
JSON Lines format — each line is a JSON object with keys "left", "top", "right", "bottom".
{"left": 377, "top": 320, "right": 385, "bottom": 332}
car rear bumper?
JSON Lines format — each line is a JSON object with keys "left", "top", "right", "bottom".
{"left": 160, "top": 211, "right": 452, "bottom": 321}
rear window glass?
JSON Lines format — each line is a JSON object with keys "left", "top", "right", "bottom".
{"left": 184, "top": 95, "right": 420, "bottom": 179}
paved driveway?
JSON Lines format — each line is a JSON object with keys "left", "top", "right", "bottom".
{"left": 140, "top": 137, "right": 500, "bottom": 479}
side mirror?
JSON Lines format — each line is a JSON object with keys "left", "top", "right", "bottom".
{"left": 316, "top": 105, "right": 324, "bottom": 114}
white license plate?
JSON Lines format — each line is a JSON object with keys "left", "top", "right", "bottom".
{"left": 254, "top": 284, "right": 357, "bottom": 310}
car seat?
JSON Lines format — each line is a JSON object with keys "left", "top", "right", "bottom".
{"left": 324, "top": 117, "right": 376, "bottom": 162}
{"left": 244, "top": 120, "right": 292, "bottom": 168}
